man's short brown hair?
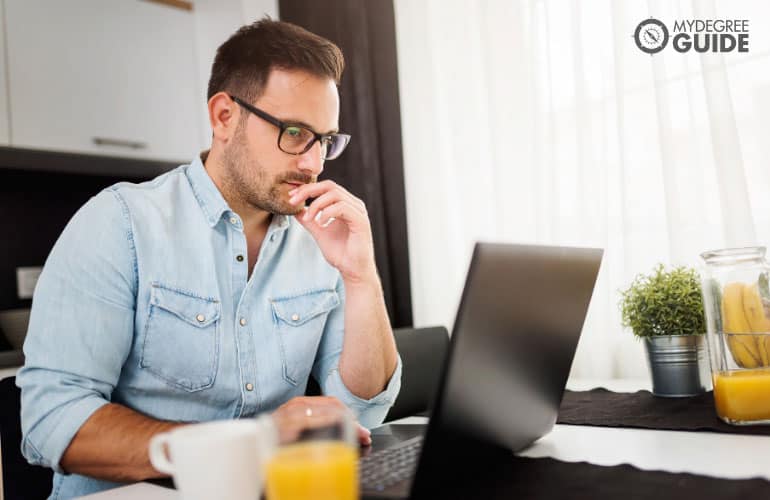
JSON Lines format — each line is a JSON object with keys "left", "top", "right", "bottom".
{"left": 207, "top": 18, "right": 344, "bottom": 103}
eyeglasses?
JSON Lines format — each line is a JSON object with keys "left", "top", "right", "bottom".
{"left": 229, "top": 95, "right": 351, "bottom": 161}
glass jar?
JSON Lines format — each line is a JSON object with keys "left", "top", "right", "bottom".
{"left": 700, "top": 246, "right": 770, "bottom": 425}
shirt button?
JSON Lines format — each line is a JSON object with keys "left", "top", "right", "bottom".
{"left": 196, "top": 314, "right": 205, "bottom": 323}
{"left": 236, "top": 255, "right": 244, "bottom": 262}
{"left": 230, "top": 217, "right": 238, "bottom": 225}
{"left": 291, "top": 313, "right": 300, "bottom": 322}
{"left": 270, "top": 234, "right": 276, "bottom": 242}
{"left": 240, "top": 318, "right": 247, "bottom": 326}
{"left": 245, "top": 383, "right": 253, "bottom": 391}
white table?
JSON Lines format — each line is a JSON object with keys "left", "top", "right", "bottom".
{"left": 399, "top": 377, "right": 770, "bottom": 482}
{"left": 67, "top": 379, "right": 770, "bottom": 498}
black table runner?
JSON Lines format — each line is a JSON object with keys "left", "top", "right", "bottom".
{"left": 418, "top": 390, "right": 770, "bottom": 498}
{"left": 557, "top": 388, "right": 770, "bottom": 435}
{"left": 419, "top": 455, "right": 770, "bottom": 499}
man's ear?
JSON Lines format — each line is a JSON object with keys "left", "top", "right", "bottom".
{"left": 208, "top": 92, "right": 239, "bottom": 144}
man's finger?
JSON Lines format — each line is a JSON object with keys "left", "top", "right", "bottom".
{"left": 289, "top": 180, "right": 362, "bottom": 210}
{"left": 300, "top": 191, "right": 343, "bottom": 223}
{"left": 311, "top": 200, "right": 363, "bottom": 228}
{"left": 289, "top": 179, "right": 346, "bottom": 200}
{"left": 358, "top": 424, "right": 372, "bottom": 446}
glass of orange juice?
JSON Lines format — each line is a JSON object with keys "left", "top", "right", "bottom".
{"left": 701, "top": 247, "right": 770, "bottom": 425}
{"left": 265, "top": 406, "right": 358, "bottom": 500}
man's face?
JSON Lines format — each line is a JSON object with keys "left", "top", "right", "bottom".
{"left": 222, "top": 68, "right": 340, "bottom": 216}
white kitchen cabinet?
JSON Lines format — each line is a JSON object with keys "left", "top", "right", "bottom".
{"left": 5, "top": 0, "right": 201, "bottom": 162}
{"left": 0, "top": 1, "right": 10, "bottom": 145}
{"left": 191, "top": 0, "right": 279, "bottom": 150}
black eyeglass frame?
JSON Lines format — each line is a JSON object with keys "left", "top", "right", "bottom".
{"left": 229, "top": 94, "right": 351, "bottom": 160}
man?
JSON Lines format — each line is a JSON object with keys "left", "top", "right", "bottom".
{"left": 17, "top": 19, "right": 401, "bottom": 499}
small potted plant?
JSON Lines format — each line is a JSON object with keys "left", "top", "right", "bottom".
{"left": 620, "top": 264, "right": 711, "bottom": 397}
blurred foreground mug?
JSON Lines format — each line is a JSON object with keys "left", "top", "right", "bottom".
{"left": 149, "top": 417, "right": 276, "bottom": 500}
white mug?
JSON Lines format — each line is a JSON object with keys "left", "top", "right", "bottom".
{"left": 148, "top": 417, "right": 277, "bottom": 500}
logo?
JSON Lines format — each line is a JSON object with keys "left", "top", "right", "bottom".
{"left": 634, "top": 18, "right": 669, "bottom": 54}
{"left": 633, "top": 17, "right": 750, "bottom": 55}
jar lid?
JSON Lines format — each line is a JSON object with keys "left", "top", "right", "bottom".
{"left": 700, "top": 246, "right": 766, "bottom": 265}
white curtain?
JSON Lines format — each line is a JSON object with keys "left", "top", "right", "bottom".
{"left": 394, "top": 0, "right": 770, "bottom": 379}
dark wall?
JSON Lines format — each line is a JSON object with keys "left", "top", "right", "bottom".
{"left": 279, "top": 0, "right": 414, "bottom": 327}
{"left": 0, "top": 169, "right": 127, "bottom": 311}
{"left": 0, "top": 148, "right": 174, "bottom": 313}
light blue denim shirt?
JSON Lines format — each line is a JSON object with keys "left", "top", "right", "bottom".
{"left": 17, "top": 156, "right": 402, "bottom": 499}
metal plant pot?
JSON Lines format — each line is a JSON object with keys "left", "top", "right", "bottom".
{"left": 644, "top": 335, "right": 711, "bottom": 397}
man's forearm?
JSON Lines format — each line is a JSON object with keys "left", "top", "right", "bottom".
{"left": 339, "top": 273, "right": 399, "bottom": 400}
{"left": 60, "top": 403, "right": 182, "bottom": 482}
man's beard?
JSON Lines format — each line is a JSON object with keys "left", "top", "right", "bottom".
{"left": 222, "top": 125, "right": 314, "bottom": 216}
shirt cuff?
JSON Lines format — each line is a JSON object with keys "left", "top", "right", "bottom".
{"left": 325, "top": 356, "right": 402, "bottom": 429}
{"left": 24, "top": 395, "right": 109, "bottom": 474}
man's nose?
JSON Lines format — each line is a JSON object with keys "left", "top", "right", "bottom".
{"left": 296, "top": 141, "right": 325, "bottom": 176}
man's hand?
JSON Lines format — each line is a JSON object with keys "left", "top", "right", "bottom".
{"left": 289, "top": 180, "right": 398, "bottom": 402}
{"left": 272, "top": 396, "right": 372, "bottom": 446}
{"left": 289, "top": 181, "right": 376, "bottom": 284}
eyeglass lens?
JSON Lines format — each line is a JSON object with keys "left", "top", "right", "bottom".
{"left": 279, "top": 126, "right": 348, "bottom": 160}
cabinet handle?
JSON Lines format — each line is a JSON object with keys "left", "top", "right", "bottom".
{"left": 141, "top": 0, "right": 194, "bottom": 11}
{"left": 93, "top": 137, "right": 148, "bottom": 150}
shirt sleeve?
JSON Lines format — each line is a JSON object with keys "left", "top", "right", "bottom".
{"left": 16, "top": 188, "right": 138, "bottom": 473}
{"left": 311, "top": 277, "right": 402, "bottom": 429}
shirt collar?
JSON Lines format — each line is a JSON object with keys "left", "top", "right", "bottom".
{"left": 186, "top": 154, "right": 230, "bottom": 228}
{"left": 185, "top": 153, "right": 292, "bottom": 233}
{"left": 272, "top": 213, "right": 291, "bottom": 231}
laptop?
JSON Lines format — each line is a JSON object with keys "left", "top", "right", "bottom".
{"left": 359, "top": 242, "right": 603, "bottom": 499}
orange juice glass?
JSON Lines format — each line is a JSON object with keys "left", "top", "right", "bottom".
{"left": 700, "top": 247, "right": 770, "bottom": 425}
{"left": 265, "top": 407, "right": 358, "bottom": 500}
{"left": 265, "top": 440, "right": 358, "bottom": 500}
{"left": 713, "top": 367, "right": 770, "bottom": 424}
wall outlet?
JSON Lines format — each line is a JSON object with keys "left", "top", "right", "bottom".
{"left": 16, "top": 267, "right": 43, "bottom": 299}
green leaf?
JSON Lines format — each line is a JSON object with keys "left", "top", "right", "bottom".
{"left": 619, "top": 264, "right": 705, "bottom": 338}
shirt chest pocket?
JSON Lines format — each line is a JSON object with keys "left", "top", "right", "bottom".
{"left": 271, "top": 289, "right": 340, "bottom": 386}
{"left": 141, "top": 284, "right": 221, "bottom": 392}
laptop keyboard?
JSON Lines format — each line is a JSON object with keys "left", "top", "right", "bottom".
{"left": 359, "top": 436, "right": 423, "bottom": 492}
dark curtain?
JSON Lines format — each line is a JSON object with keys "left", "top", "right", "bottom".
{"left": 279, "top": 0, "right": 413, "bottom": 327}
